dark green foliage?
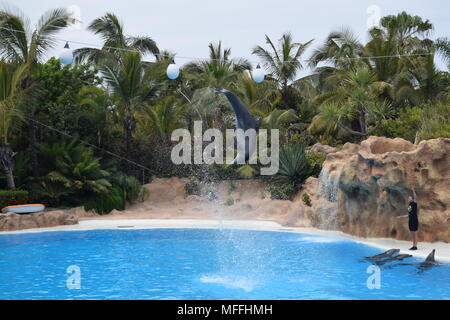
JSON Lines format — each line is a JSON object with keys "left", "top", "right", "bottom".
{"left": 83, "top": 187, "right": 125, "bottom": 215}
{"left": 374, "top": 104, "right": 450, "bottom": 142}
{"left": 0, "top": 190, "right": 28, "bottom": 209}
{"left": 192, "top": 164, "right": 241, "bottom": 182}
{"left": 185, "top": 179, "right": 201, "bottom": 196}
{"left": 109, "top": 172, "right": 141, "bottom": 203}
{"left": 38, "top": 140, "right": 111, "bottom": 205}
{"left": 306, "top": 152, "right": 326, "bottom": 178}
{"left": 277, "top": 142, "right": 310, "bottom": 187}
{"left": 27, "top": 179, "right": 71, "bottom": 207}
{"left": 34, "top": 58, "right": 102, "bottom": 144}
{"left": 224, "top": 198, "right": 234, "bottom": 206}
{"left": 374, "top": 107, "right": 423, "bottom": 142}
{"left": 266, "top": 183, "right": 296, "bottom": 200}
{"left": 32, "top": 140, "right": 142, "bottom": 213}
{"left": 302, "top": 193, "right": 312, "bottom": 206}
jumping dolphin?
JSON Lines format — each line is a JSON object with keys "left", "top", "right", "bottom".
{"left": 214, "top": 89, "right": 259, "bottom": 164}
{"left": 365, "top": 249, "right": 400, "bottom": 261}
{"left": 375, "top": 254, "right": 413, "bottom": 265}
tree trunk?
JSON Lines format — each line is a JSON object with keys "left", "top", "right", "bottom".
{"left": 4, "top": 168, "right": 15, "bottom": 190}
{"left": 0, "top": 144, "right": 16, "bottom": 190}
{"left": 21, "top": 76, "right": 39, "bottom": 176}
{"left": 28, "top": 105, "right": 39, "bottom": 177}
{"left": 123, "top": 107, "right": 136, "bottom": 172}
{"left": 359, "top": 109, "right": 367, "bottom": 136}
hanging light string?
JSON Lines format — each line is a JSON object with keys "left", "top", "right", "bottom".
{"left": 0, "top": 25, "right": 435, "bottom": 65}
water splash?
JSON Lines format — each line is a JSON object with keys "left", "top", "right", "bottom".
{"left": 318, "top": 169, "right": 339, "bottom": 202}
{"left": 316, "top": 168, "right": 340, "bottom": 230}
{"left": 200, "top": 275, "right": 258, "bottom": 292}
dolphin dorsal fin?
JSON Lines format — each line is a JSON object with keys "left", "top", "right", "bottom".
{"left": 425, "top": 250, "right": 436, "bottom": 262}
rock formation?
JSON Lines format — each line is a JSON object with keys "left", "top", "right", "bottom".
{"left": 305, "top": 137, "right": 450, "bottom": 242}
{"left": 0, "top": 210, "right": 78, "bottom": 232}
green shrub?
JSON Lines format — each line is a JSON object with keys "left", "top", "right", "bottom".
{"left": 374, "top": 104, "right": 450, "bottom": 142}
{"left": 109, "top": 172, "right": 142, "bottom": 203}
{"left": 38, "top": 140, "right": 112, "bottom": 204}
{"left": 306, "top": 152, "right": 326, "bottom": 178}
{"left": 185, "top": 179, "right": 201, "bottom": 196}
{"left": 224, "top": 198, "right": 234, "bottom": 206}
{"left": 192, "top": 164, "right": 240, "bottom": 182}
{"left": 228, "top": 181, "right": 237, "bottom": 192}
{"left": 83, "top": 187, "right": 125, "bottom": 215}
{"left": 373, "top": 106, "right": 423, "bottom": 142}
{"left": 302, "top": 193, "right": 312, "bottom": 207}
{"left": 266, "top": 183, "right": 296, "bottom": 200}
{"left": 0, "top": 190, "right": 29, "bottom": 209}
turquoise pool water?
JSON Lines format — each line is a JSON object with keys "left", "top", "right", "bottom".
{"left": 0, "top": 228, "right": 449, "bottom": 300}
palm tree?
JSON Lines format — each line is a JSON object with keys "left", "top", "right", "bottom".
{"left": 252, "top": 32, "right": 313, "bottom": 108}
{"left": 138, "top": 96, "right": 186, "bottom": 144}
{"left": 100, "top": 51, "right": 159, "bottom": 155}
{"left": 232, "top": 73, "right": 280, "bottom": 115}
{"left": 377, "top": 11, "right": 433, "bottom": 55}
{"left": 315, "top": 67, "right": 393, "bottom": 137}
{"left": 39, "top": 140, "right": 112, "bottom": 198}
{"left": 184, "top": 41, "right": 251, "bottom": 89}
{"left": 0, "top": 7, "right": 72, "bottom": 176}
{"left": 73, "top": 13, "right": 159, "bottom": 64}
{"left": 0, "top": 62, "right": 26, "bottom": 189}
{"left": 436, "top": 37, "right": 450, "bottom": 70}
{"left": 308, "top": 28, "right": 363, "bottom": 72}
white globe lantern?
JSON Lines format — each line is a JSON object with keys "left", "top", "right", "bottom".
{"left": 59, "top": 42, "right": 73, "bottom": 65}
{"left": 166, "top": 61, "right": 180, "bottom": 80}
{"left": 252, "top": 64, "right": 265, "bottom": 83}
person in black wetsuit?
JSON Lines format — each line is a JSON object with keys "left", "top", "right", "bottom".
{"left": 397, "top": 188, "right": 419, "bottom": 250}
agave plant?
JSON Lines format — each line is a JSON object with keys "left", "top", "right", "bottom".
{"left": 276, "top": 142, "right": 310, "bottom": 187}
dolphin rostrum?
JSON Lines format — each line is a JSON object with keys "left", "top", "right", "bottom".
{"left": 214, "top": 89, "right": 259, "bottom": 164}
{"left": 365, "top": 249, "right": 400, "bottom": 261}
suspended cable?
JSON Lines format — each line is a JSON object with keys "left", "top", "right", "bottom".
{"left": 0, "top": 25, "right": 434, "bottom": 65}
{"left": 30, "top": 118, "right": 152, "bottom": 173}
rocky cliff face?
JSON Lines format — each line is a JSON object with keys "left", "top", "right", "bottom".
{"left": 0, "top": 210, "right": 78, "bottom": 232}
{"left": 305, "top": 137, "right": 450, "bottom": 242}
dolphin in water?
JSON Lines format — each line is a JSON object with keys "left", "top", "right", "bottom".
{"left": 214, "top": 89, "right": 259, "bottom": 164}
{"left": 374, "top": 254, "right": 412, "bottom": 265}
{"left": 381, "top": 249, "right": 441, "bottom": 273}
{"left": 419, "top": 249, "right": 439, "bottom": 266}
{"left": 365, "top": 249, "right": 400, "bottom": 261}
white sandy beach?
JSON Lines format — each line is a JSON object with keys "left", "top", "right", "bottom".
{"left": 2, "top": 218, "right": 449, "bottom": 263}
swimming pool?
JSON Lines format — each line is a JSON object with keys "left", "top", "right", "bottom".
{"left": 0, "top": 228, "right": 449, "bottom": 300}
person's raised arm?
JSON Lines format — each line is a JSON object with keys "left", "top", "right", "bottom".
{"left": 412, "top": 187, "right": 417, "bottom": 201}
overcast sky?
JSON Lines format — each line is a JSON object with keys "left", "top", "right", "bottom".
{"left": 7, "top": 0, "right": 450, "bottom": 74}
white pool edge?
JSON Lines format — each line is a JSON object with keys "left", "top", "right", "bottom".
{"left": 1, "top": 218, "right": 450, "bottom": 262}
